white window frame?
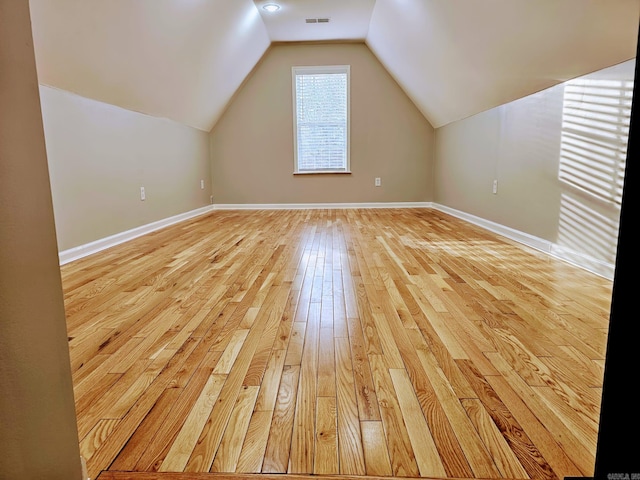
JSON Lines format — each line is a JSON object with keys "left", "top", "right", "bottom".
{"left": 292, "top": 65, "right": 351, "bottom": 174}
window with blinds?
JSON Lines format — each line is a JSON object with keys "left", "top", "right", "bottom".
{"left": 292, "top": 65, "right": 350, "bottom": 173}
{"left": 559, "top": 78, "right": 633, "bottom": 205}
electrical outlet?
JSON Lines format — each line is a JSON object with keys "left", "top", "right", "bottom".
{"left": 375, "top": 177, "right": 381, "bottom": 187}
{"left": 492, "top": 179, "right": 498, "bottom": 194}
{"left": 200, "top": 179, "right": 205, "bottom": 189}
{"left": 140, "top": 186, "right": 146, "bottom": 201}
{"left": 210, "top": 195, "right": 214, "bottom": 204}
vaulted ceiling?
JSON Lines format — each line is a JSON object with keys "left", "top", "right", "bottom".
{"left": 29, "top": 0, "right": 639, "bottom": 132}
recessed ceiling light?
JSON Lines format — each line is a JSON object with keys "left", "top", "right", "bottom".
{"left": 262, "top": 3, "right": 281, "bottom": 12}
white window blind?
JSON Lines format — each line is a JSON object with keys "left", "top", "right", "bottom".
{"left": 293, "top": 66, "right": 350, "bottom": 173}
{"left": 559, "top": 78, "right": 633, "bottom": 205}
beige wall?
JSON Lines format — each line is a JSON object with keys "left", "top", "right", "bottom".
{"left": 435, "top": 60, "right": 635, "bottom": 267}
{"left": 435, "top": 92, "right": 564, "bottom": 241}
{"left": 210, "top": 43, "right": 434, "bottom": 204}
{"left": 0, "top": 1, "right": 82, "bottom": 478}
{"left": 40, "top": 86, "right": 212, "bottom": 251}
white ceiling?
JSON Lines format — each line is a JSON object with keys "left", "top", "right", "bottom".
{"left": 367, "top": 0, "right": 640, "bottom": 127}
{"left": 29, "top": 0, "right": 640, "bottom": 132}
{"left": 254, "top": 0, "right": 376, "bottom": 42}
{"left": 29, "top": 0, "right": 271, "bottom": 131}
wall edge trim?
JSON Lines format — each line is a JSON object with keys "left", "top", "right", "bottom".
{"left": 432, "top": 203, "right": 614, "bottom": 280}
{"left": 59, "top": 201, "right": 614, "bottom": 279}
{"left": 58, "top": 205, "right": 215, "bottom": 265}
{"left": 213, "top": 202, "right": 433, "bottom": 210}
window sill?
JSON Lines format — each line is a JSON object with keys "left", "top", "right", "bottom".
{"left": 294, "top": 171, "right": 352, "bottom": 175}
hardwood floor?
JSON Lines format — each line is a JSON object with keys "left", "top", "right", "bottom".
{"left": 60, "top": 208, "right": 613, "bottom": 480}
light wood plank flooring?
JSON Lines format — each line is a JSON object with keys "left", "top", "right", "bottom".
{"left": 60, "top": 208, "right": 613, "bottom": 480}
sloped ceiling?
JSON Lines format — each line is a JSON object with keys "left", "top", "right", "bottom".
{"left": 367, "top": 0, "right": 640, "bottom": 127}
{"left": 29, "top": 0, "right": 270, "bottom": 131}
{"left": 29, "top": 0, "right": 639, "bottom": 132}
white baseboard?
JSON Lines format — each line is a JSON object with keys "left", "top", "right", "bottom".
{"left": 432, "top": 204, "right": 553, "bottom": 252}
{"left": 80, "top": 456, "right": 89, "bottom": 480}
{"left": 58, "top": 203, "right": 427, "bottom": 265}
{"left": 58, "top": 201, "right": 615, "bottom": 279}
{"left": 549, "top": 244, "right": 615, "bottom": 280}
{"left": 58, "top": 205, "right": 215, "bottom": 265}
{"left": 213, "top": 202, "right": 433, "bottom": 210}
{"left": 432, "top": 203, "right": 615, "bottom": 280}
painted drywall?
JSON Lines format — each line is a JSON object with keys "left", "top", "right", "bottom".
{"left": 29, "top": 0, "right": 639, "bottom": 132}
{"left": 30, "top": 0, "right": 270, "bottom": 131}
{"left": 0, "top": 1, "right": 83, "bottom": 479}
{"left": 210, "top": 43, "right": 434, "bottom": 204}
{"left": 367, "top": 0, "right": 639, "bottom": 127}
{"left": 256, "top": 0, "right": 376, "bottom": 42}
{"left": 40, "top": 86, "right": 211, "bottom": 251}
{"left": 435, "top": 59, "right": 636, "bottom": 267}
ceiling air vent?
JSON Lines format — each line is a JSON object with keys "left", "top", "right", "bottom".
{"left": 305, "top": 18, "right": 330, "bottom": 23}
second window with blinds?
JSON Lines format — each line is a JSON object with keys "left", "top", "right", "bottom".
{"left": 292, "top": 65, "right": 350, "bottom": 174}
